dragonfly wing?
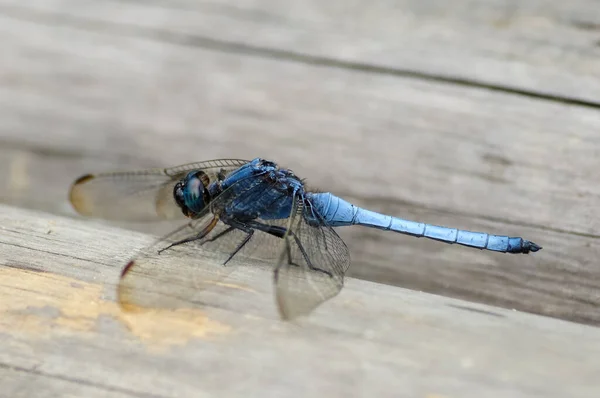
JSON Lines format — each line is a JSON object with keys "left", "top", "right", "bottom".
{"left": 274, "top": 194, "right": 350, "bottom": 320}
{"left": 117, "top": 171, "right": 283, "bottom": 311}
{"left": 163, "top": 159, "right": 250, "bottom": 179}
{"left": 117, "top": 214, "right": 255, "bottom": 311}
{"left": 69, "top": 159, "right": 249, "bottom": 221}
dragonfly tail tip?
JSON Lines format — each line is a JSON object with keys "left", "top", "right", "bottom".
{"left": 524, "top": 240, "right": 542, "bottom": 253}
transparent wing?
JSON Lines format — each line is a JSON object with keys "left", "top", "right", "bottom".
{"left": 117, "top": 174, "right": 288, "bottom": 311}
{"left": 118, "top": 214, "right": 244, "bottom": 311}
{"left": 69, "top": 159, "right": 249, "bottom": 221}
{"left": 274, "top": 195, "right": 350, "bottom": 320}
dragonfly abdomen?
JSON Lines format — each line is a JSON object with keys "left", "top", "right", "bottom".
{"left": 308, "top": 192, "right": 541, "bottom": 254}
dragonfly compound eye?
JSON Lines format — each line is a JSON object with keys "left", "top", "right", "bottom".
{"left": 175, "top": 171, "right": 212, "bottom": 217}
{"left": 173, "top": 181, "right": 191, "bottom": 217}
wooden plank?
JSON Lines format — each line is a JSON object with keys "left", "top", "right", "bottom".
{"left": 3, "top": 6, "right": 599, "bottom": 234}
{"left": 0, "top": 364, "right": 146, "bottom": 398}
{"left": 1, "top": 4, "right": 600, "bottom": 325}
{"left": 1, "top": 0, "right": 600, "bottom": 104}
{"left": 1, "top": 204, "right": 599, "bottom": 398}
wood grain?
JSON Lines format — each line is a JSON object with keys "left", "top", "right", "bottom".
{"left": 0, "top": 1, "right": 599, "bottom": 325}
{"left": 1, "top": 204, "right": 599, "bottom": 398}
{"left": 2, "top": 0, "right": 599, "bottom": 104}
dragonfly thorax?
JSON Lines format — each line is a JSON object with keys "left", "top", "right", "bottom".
{"left": 173, "top": 170, "right": 212, "bottom": 218}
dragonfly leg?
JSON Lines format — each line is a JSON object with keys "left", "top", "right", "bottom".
{"left": 278, "top": 236, "right": 332, "bottom": 278}
{"left": 198, "top": 226, "right": 236, "bottom": 245}
{"left": 216, "top": 217, "right": 262, "bottom": 265}
{"left": 282, "top": 239, "right": 304, "bottom": 269}
{"left": 245, "top": 221, "right": 286, "bottom": 238}
{"left": 158, "top": 217, "right": 219, "bottom": 254}
{"left": 289, "top": 232, "right": 333, "bottom": 277}
{"left": 246, "top": 220, "right": 333, "bottom": 278}
{"left": 222, "top": 229, "right": 253, "bottom": 265}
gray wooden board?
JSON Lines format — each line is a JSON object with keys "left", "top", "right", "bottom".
{"left": 1, "top": 2, "right": 600, "bottom": 325}
{"left": 0, "top": 204, "right": 599, "bottom": 398}
{"left": 0, "top": 364, "right": 143, "bottom": 398}
{"left": 1, "top": 0, "right": 600, "bottom": 104}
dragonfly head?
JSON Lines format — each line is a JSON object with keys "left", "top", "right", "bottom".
{"left": 173, "top": 170, "right": 211, "bottom": 218}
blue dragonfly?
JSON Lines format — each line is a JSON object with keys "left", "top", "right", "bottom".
{"left": 70, "top": 158, "right": 541, "bottom": 319}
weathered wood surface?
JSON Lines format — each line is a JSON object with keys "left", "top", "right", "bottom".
{"left": 2, "top": 0, "right": 600, "bottom": 104}
{"left": 1, "top": 1, "right": 600, "bottom": 326}
{"left": 1, "top": 204, "right": 599, "bottom": 398}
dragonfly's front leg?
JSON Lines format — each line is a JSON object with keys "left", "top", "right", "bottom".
{"left": 198, "top": 226, "right": 236, "bottom": 245}
{"left": 158, "top": 217, "right": 219, "bottom": 254}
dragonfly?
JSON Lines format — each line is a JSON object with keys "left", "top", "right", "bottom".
{"left": 69, "top": 158, "right": 541, "bottom": 320}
